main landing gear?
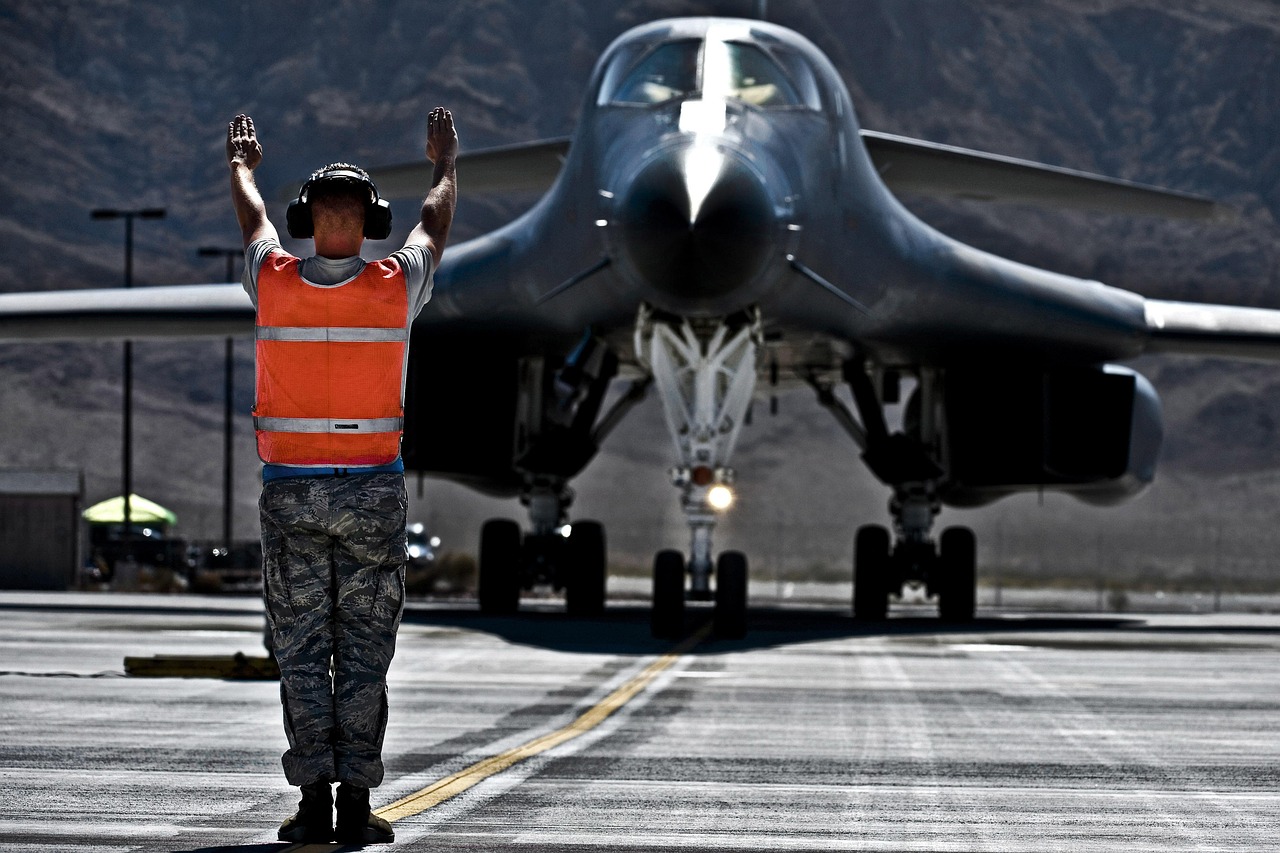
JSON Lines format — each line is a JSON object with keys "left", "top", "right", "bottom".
{"left": 811, "top": 362, "right": 978, "bottom": 622}
{"left": 638, "top": 307, "right": 760, "bottom": 640}
{"left": 474, "top": 335, "right": 640, "bottom": 619}
{"left": 477, "top": 483, "right": 608, "bottom": 618}
{"left": 851, "top": 492, "right": 976, "bottom": 622}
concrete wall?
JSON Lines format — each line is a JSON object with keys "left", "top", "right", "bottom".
{"left": 0, "top": 470, "right": 83, "bottom": 590}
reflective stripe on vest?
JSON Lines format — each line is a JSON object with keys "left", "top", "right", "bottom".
{"left": 255, "top": 326, "right": 409, "bottom": 342}
{"left": 253, "top": 252, "right": 410, "bottom": 467}
{"left": 253, "top": 416, "right": 403, "bottom": 434}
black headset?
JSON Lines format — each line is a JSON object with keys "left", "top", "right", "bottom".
{"left": 286, "top": 163, "right": 393, "bottom": 240}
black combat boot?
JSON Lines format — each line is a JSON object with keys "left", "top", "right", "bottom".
{"left": 335, "top": 782, "right": 395, "bottom": 844}
{"left": 277, "top": 780, "right": 334, "bottom": 843}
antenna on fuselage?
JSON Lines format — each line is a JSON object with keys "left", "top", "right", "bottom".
{"left": 753, "top": 0, "right": 768, "bottom": 20}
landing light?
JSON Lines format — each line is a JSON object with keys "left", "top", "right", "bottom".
{"left": 559, "top": 524, "right": 573, "bottom": 538}
{"left": 707, "top": 484, "right": 735, "bottom": 511}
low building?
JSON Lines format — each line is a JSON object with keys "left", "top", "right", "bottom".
{"left": 0, "top": 470, "right": 83, "bottom": 590}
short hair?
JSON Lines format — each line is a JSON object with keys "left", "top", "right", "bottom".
{"left": 308, "top": 164, "right": 370, "bottom": 233}
{"left": 306, "top": 163, "right": 376, "bottom": 200}
{"left": 309, "top": 181, "right": 371, "bottom": 209}
{"left": 308, "top": 163, "right": 375, "bottom": 208}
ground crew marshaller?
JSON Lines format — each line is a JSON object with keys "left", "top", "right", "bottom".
{"left": 226, "top": 108, "right": 457, "bottom": 845}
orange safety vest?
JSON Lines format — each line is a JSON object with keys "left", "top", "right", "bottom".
{"left": 253, "top": 251, "right": 410, "bottom": 467}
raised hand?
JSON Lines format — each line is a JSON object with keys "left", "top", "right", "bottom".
{"left": 227, "top": 114, "right": 263, "bottom": 170}
{"left": 426, "top": 107, "right": 458, "bottom": 164}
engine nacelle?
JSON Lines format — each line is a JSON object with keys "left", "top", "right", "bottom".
{"left": 938, "top": 364, "right": 1162, "bottom": 507}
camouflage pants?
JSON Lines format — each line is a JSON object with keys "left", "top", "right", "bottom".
{"left": 259, "top": 472, "right": 407, "bottom": 788}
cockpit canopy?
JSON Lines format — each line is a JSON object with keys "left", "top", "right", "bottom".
{"left": 597, "top": 35, "right": 821, "bottom": 109}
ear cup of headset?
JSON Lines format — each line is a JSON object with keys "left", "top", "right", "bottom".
{"left": 364, "top": 198, "right": 393, "bottom": 240}
{"left": 285, "top": 197, "right": 314, "bottom": 239}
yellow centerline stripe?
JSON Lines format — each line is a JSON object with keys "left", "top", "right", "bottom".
{"left": 375, "top": 625, "right": 710, "bottom": 823}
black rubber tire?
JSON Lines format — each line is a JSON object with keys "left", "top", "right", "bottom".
{"left": 713, "top": 550, "right": 749, "bottom": 640}
{"left": 565, "top": 520, "right": 607, "bottom": 617}
{"left": 478, "top": 518, "right": 522, "bottom": 615}
{"left": 651, "top": 549, "right": 686, "bottom": 639}
{"left": 938, "top": 526, "right": 977, "bottom": 622}
{"left": 853, "top": 524, "right": 890, "bottom": 622}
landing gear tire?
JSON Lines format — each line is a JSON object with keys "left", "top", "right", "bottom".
{"left": 937, "top": 526, "right": 976, "bottom": 622}
{"left": 478, "top": 519, "right": 522, "bottom": 615}
{"left": 651, "top": 549, "right": 686, "bottom": 639}
{"left": 713, "top": 550, "right": 748, "bottom": 640}
{"left": 853, "top": 524, "right": 890, "bottom": 622}
{"left": 566, "top": 520, "right": 607, "bottom": 618}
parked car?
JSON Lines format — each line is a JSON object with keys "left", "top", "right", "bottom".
{"left": 86, "top": 523, "right": 193, "bottom": 582}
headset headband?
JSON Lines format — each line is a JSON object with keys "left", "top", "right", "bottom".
{"left": 300, "top": 166, "right": 377, "bottom": 202}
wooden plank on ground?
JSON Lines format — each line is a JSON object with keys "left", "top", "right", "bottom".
{"left": 124, "top": 652, "right": 280, "bottom": 680}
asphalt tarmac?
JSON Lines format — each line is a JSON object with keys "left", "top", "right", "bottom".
{"left": 0, "top": 591, "right": 1277, "bottom": 852}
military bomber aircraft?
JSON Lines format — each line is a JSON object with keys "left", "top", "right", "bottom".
{"left": 3, "top": 17, "right": 1279, "bottom": 639}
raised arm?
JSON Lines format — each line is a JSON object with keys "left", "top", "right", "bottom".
{"left": 403, "top": 107, "right": 458, "bottom": 265}
{"left": 226, "top": 114, "right": 279, "bottom": 249}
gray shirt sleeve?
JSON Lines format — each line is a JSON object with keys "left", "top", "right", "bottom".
{"left": 242, "top": 237, "right": 284, "bottom": 309}
{"left": 390, "top": 244, "right": 434, "bottom": 318}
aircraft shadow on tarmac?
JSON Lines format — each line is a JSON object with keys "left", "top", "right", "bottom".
{"left": 397, "top": 601, "right": 1172, "bottom": 656}
{"left": 170, "top": 846, "right": 283, "bottom": 853}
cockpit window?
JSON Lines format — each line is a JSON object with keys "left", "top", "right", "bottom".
{"left": 600, "top": 36, "right": 821, "bottom": 110}
{"left": 604, "top": 40, "right": 701, "bottom": 105}
{"left": 705, "top": 41, "right": 802, "bottom": 107}
{"left": 768, "top": 46, "right": 824, "bottom": 110}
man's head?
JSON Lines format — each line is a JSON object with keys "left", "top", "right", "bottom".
{"left": 286, "top": 163, "right": 393, "bottom": 241}
{"left": 310, "top": 174, "right": 369, "bottom": 237}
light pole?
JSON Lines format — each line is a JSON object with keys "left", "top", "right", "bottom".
{"left": 91, "top": 207, "right": 166, "bottom": 558}
{"left": 198, "top": 246, "right": 244, "bottom": 555}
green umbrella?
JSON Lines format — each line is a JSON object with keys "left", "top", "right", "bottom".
{"left": 82, "top": 494, "right": 178, "bottom": 526}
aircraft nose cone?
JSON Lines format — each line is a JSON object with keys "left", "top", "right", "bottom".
{"left": 615, "top": 149, "right": 776, "bottom": 308}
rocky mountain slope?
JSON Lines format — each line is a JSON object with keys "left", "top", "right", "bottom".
{"left": 2, "top": 0, "right": 1279, "bottom": 585}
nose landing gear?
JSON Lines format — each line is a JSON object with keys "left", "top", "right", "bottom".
{"left": 638, "top": 306, "right": 760, "bottom": 639}
{"left": 650, "top": 547, "right": 749, "bottom": 640}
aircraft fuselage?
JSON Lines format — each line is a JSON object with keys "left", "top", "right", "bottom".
{"left": 426, "top": 17, "right": 1150, "bottom": 376}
